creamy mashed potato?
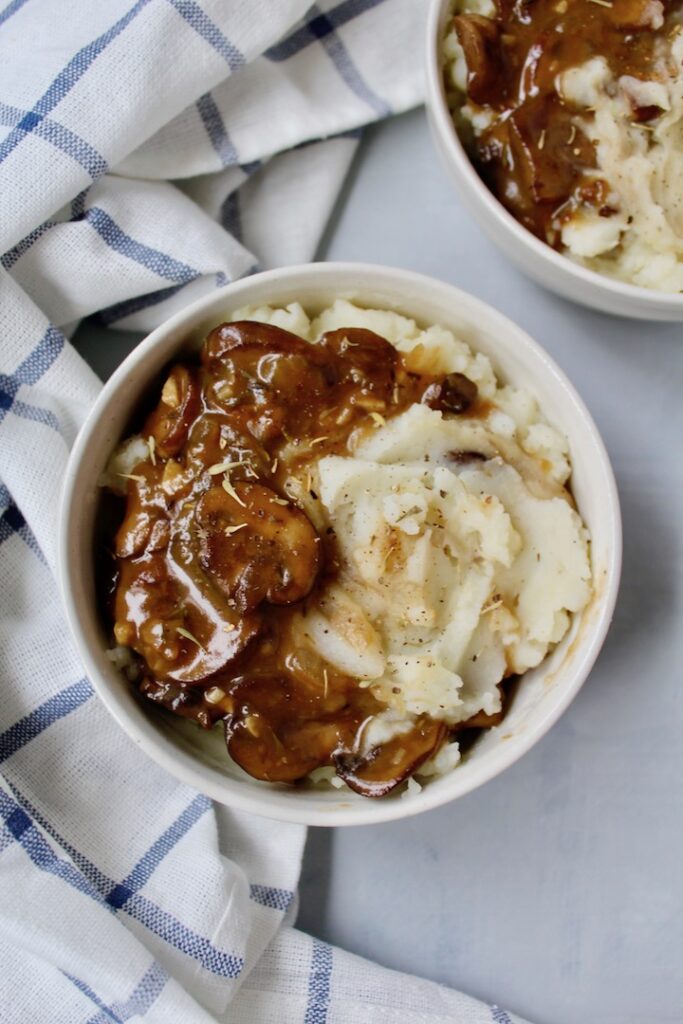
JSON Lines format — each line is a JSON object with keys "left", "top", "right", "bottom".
{"left": 444, "top": 3, "right": 683, "bottom": 291}
{"left": 557, "top": 33, "right": 683, "bottom": 290}
{"left": 232, "top": 300, "right": 592, "bottom": 777}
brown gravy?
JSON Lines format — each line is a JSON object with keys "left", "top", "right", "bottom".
{"left": 107, "top": 319, "right": 503, "bottom": 797}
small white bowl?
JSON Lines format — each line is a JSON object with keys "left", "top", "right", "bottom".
{"left": 58, "top": 263, "right": 621, "bottom": 826}
{"left": 425, "top": 0, "right": 683, "bottom": 321}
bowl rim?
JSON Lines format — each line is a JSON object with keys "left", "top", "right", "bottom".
{"left": 424, "top": 0, "right": 683, "bottom": 312}
{"left": 58, "top": 261, "right": 622, "bottom": 827}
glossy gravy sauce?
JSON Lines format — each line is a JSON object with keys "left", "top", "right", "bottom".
{"left": 107, "top": 320, "right": 503, "bottom": 797}
{"left": 452, "top": 0, "right": 677, "bottom": 243}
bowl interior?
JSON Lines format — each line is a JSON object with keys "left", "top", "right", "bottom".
{"left": 59, "top": 264, "right": 620, "bottom": 825}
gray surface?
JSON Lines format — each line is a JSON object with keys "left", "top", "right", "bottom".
{"left": 74, "top": 108, "right": 683, "bottom": 1024}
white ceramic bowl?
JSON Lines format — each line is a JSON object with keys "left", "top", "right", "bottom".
{"left": 58, "top": 263, "right": 621, "bottom": 826}
{"left": 425, "top": 0, "right": 683, "bottom": 321}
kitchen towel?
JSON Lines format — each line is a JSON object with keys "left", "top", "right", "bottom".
{"left": 0, "top": 1, "right": 529, "bottom": 1021}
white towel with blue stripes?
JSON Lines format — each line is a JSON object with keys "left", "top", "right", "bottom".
{"left": 0, "top": 1, "right": 531, "bottom": 1021}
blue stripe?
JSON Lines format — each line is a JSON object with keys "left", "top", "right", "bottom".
{"left": 36, "top": 0, "right": 151, "bottom": 116}
{"left": 490, "top": 1008, "right": 514, "bottom": 1024}
{"left": 2, "top": 186, "right": 91, "bottom": 272}
{"left": 0, "top": 101, "right": 24, "bottom": 125}
{"left": 249, "top": 884, "right": 294, "bottom": 912}
{"left": 0, "top": 387, "right": 61, "bottom": 437}
{"left": 87, "top": 1010, "right": 118, "bottom": 1024}
{"left": 2, "top": 221, "right": 56, "bottom": 271}
{"left": 304, "top": 939, "right": 333, "bottom": 1024}
{"left": 0, "top": 0, "right": 150, "bottom": 169}
{"left": 14, "top": 325, "right": 64, "bottom": 385}
{"left": 0, "top": 679, "right": 93, "bottom": 764}
{"left": 0, "top": 790, "right": 105, "bottom": 904}
{"left": 0, "top": 0, "right": 29, "bottom": 28}
{"left": 85, "top": 207, "right": 199, "bottom": 283}
{"left": 71, "top": 186, "right": 91, "bottom": 220}
{"left": 6, "top": 396, "right": 60, "bottom": 432}
{"left": 0, "top": 325, "right": 64, "bottom": 429}
{"left": 219, "top": 161, "right": 262, "bottom": 240}
{"left": 0, "top": 493, "right": 44, "bottom": 565}
{"left": 2, "top": 779, "right": 244, "bottom": 980}
{"left": 125, "top": 892, "right": 244, "bottom": 977}
{"left": 196, "top": 92, "right": 239, "bottom": 166}
{"left": 106, "top": 794, "right": 211, "bottom": 908}
{"left": 166, "top": 0, "right": 244, "bottom": 70}
{"left": 80, "top": 962, "right": 169, "bottom": 1024}
{"left": 65, "top": 974, "right": 124, "bottom": 1024}
{"left": 266, "top": 0, "right": 388, "bottom": 60}
{"left": 0, "top": 102, "right": 105, "bottom": 177}
{"left": 220, "top": 191, "right": 242, "bottom": 241}
{"left": 0, "top": 821, "right": 15, "bottom": 855}
{"left": 3, "top": 777, "right": 112, "bottom": 893}
{"left": 310, "top": 3, "right": 390, "bottom": 116}
{"left": 104, "top": 962, "right": 168, "bottom": 1021}
{"left": 3, "top": 187, "right": 179, "bottom": 283}
{"left": 34, "top": 117, "right": 107, "bottom": 177}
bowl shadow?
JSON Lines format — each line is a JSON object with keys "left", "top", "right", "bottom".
{"left": 583, "top": 465, "right": 677, "bottom": 685}
{"left": 297, "top": 827, "right": 335, "bottom": 940}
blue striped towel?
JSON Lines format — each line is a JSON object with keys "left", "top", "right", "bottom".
{"left": 0, "top": 1, "right": 531, "bottom": 1020}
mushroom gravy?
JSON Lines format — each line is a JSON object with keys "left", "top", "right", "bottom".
{"left": 105, "top": 319, "right": 499, "bottom": 798}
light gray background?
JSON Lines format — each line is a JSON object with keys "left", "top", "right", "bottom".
{"left": 75, "top": 108, "right": 683, "bottom": 1024}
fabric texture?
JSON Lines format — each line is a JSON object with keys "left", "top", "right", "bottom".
{"left": 0, "top": 2, "right": 530, "bottom": 1021}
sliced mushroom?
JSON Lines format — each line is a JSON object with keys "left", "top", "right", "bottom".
{"left": 630, "top": 103, "right": 663, "bottom": 124}
{"left": 453, "top": 14, "right": 500, "bottom": 106}
{"left": 146, "top": 365, "right": 201, "bottom": 458}
{"left": 195, "top": 482, "right": 321, "bottom": 612}
{"left": 113, "top": 462, "right": 170, "bottom": 559}
{"left": 183, "top": 414, "right": 271, "bottom": 480}
{"left": 203, "top": 320, "right": 321, "bottom": 365}
{"left": 115, "top": 550, "right": 262, "bottom": 685}
{"left": 334, "top": 717, "right": 447, "bottom": 797}
{"left": 140, "top": 677, "right": 219, "bottom": 729}
{"left": 226, "top": 713, "right": 325, "bottom": 783}
{"left": 456, "top": 707, "right": 505, "bottom": 730}
{"left": 203, "top": 320, "right": 327, "bottom": 397}
{"left": 423, "top": 372, "right": 479, "bottom": 414}
{"left": 506, "top": 107, "right": 596, "bottom": 207}
{"left": 319, "top": 328, "right": 398, "bottom": 398}
{"left": 223, "top": 675, "right": 342, "bottom": 782}
{"left": 448, "top": 449, "right": 488, "bottom": 465}
{"left": 202, "top": 321, "right": 330, "bottom": 425}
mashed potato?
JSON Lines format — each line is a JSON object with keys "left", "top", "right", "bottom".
{"left": 557, "top": 33, "right": 683, "bottom": 290}
{"left": 233, "top": 300, "right": 592, "bottom": 775}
